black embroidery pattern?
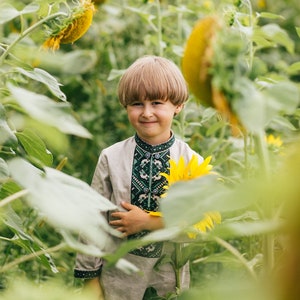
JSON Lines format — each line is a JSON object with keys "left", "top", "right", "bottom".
{"left": 128, "top": 134, "right": 175, "bottom": 258}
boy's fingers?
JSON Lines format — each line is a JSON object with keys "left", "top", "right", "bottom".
{"left": 121, "top": 201, "right": 134, "bottom": 210}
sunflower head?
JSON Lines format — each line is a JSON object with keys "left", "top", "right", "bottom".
{"left": 43, "top": 0, "right": 95, "bottom": 51}
{"left": 182, "top": 16, "right": 220, "bottom": 107}
{"left": 187, "top": 211, "right": 221, "bottom": 239}
{"left": 161, "top": 155, "right": 213, "bottom": 187}
{"left": 182, "top": 15, "right": 248, "bottom": 136}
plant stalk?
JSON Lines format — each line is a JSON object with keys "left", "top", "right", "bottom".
{"left": 0, "top": 243, "right": 66, "bottom": 273}
{"left": 214, "top": 236, "right": 258, "bottom": 280}
{"left": 0, "top": 189, "right": 29, "bottom": 208}
{"left": 174, "top": 242, "right": 182, "bottom": 294}
{"left": 0, "top": 12, "right": 67, "bottom": 64}
{"left": 155, "top": 0, "right": 163, "bottom": 56}
{"left": 254, "top": 131, "right": 274, "bottom": 275}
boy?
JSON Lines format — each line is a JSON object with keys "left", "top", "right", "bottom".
{"left": 74, "top": 55, "right": 203, "bottom": 299}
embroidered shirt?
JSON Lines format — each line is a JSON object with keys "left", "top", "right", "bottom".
{"left": 128, "top": 134, "right": 174, "bottom": 257}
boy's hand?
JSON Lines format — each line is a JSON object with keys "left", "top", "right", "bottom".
{"left": 110, "top": 201, "right": 164, "bottom": 236}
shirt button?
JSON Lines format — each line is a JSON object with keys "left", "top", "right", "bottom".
{"left": 155, "top": 154, "right": 160, "bottom": 159}
{"left": 144, "top": 188, "right": 149, "bottom": 193}
{"left": 145, "top": 152, "right": 150, "bottom": 158}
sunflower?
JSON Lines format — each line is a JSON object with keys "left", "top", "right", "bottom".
{"left": 266, "top": 134, "right": 283, "bottom": 148}
{"left": 160, "top": 155, "right": 213, "bottom": 187}
{"left": 188, "top": 211, "right": 221, "bottom": 239}
{"left": 43, "top": 0, "right": 95, "bottom": 51}
{"left": 182, "top": 15, "right": 245, "bottom": 136}
{"left": 148, "top": 155, "right": 221, "bottom": 236}
{"left": 181, "top": 16, "right": 219, "bottom": 107}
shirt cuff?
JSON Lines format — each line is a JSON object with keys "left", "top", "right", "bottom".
{"left": 74, "top": 267, "right": 102, "bottom": 279}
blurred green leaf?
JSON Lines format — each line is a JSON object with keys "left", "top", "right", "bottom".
{"left": 262, "top": 81, "right": 300, "bottom": 115}
{"left": 258, "top": 12, "right": 285, "bottom": 20}
{"left": 0, "top": 158, "right": 9, "bottom": 180}
{"left": 16, "top": 67, "right": 66, "bottom": 101}
{"left": 0, "top": 3, "right": 39, "bottom": 24}
{"left": 254, "top": 24, "right": 294, "bottom": 53}
{"left": 210, "top": 220, "right": 281, "bottom": 239}
{"left": 8, "top": 158, "right": 118, "bottom": 251}
{"left": 0, "top": 104, "right": 18, "bottom": 147}
{"left": 160, "top": 175, "right": 257, "bottom": 230}
{"left": 287, "top": 61, "right": 300, "bottom": 75}
{"left": 8, "top": 85, "right": 92, "bottom": 138}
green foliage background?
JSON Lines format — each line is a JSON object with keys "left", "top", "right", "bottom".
{"left": 0, "top": 0, "right": 300, "bottom": 299}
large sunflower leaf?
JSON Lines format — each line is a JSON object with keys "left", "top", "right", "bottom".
{"left": 8, "top": 85, "right": 91, "bottom": 139}
{"left": 8, "top": 158, "right": 118, "bottom": 252}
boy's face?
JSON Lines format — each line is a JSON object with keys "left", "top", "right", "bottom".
{"left": 126, "top": 99, "right": 183, "bottom": 145}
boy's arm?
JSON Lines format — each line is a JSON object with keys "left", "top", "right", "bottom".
{"left": 110, "top": 201, "right": 164, "bottom": 236}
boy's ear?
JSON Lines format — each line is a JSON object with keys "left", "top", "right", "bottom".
{"left": 174, "top": 103, "right": 184, "bottom": 115}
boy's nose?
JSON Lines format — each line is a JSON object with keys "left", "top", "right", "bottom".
{"left": 141, "top": 103, "right": 153, "bottom": 117}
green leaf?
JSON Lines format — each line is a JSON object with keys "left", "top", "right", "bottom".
{"left": 8, "top": 85, "right": 92, "bottom": 139}
{"left": 16, "top": 67, "right": 66, "bottom": 101}
{"left": 0, "top": 4, "right": 22, "bottom": 24}
{"left": 269, "top": 115, "right": 297, "bottom": 131}
{"left": 160, "top": 175, "right": 256, "bottom": 230}
{"left": 0, "top": 181, "right": 21, "bottom": 200}
{"left": 262, "top": 81, "right": 300, "bottom": 115}
{"left": 258, "top": 12, "right": 285, "bottom": 20}
{"left": 287, "top": 61, "right": 300, "bottom": 75}
{"left": 259, "top": 24, "right": 294, "bottom": 53}
{"left": 0, "top": 158, "right": 9, "bottom": 180}
{"left": 232, "top": 79, "right": 266, "bottom": 133}
{"left": 0, "top": 3, "right": 39, "bottom": 24}
{"left": 296, "top": 27, "right": 300, "bottom": 38}
{"left": 2, "top": 206, "right": 32, "bottom": 241}
{"left": 36, "top": 50, "right": 98, "bottom": 75}
{"left": 2, "top": 206, "right": 59, "bottom": 273}
{"left": 0, "top": 104, "right": 18, "bottom": 147}
{"left": 107, "top": 69, "right": 125, "bottom": 81}
{"left": 20, "top": 3, "right": 40, "bottom": 15}
{"left": 8, "top": 158, "right": 118, "bottom": 252}
{"left": 16, "top": 128, "right": 53, "bottom": 167}
{"left": 210, "top": 220, "right": 281, "bottom": 239}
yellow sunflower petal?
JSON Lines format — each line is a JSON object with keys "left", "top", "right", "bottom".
{"left": 148, "top": 211, "right": 163, "bottom": 217}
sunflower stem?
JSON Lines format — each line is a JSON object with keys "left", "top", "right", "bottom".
{"left": 174, "top": 242, "right": 182, "bottom": 294}
{"left": 155, "top": 0, "right": 163, "bottom": 56}
{"left": 0, "top": 189, "right": 29, "bottom": 208}
{"left": 243, "top": 0, "right": 254, "bottom": 70}
{"left": 0, "top": 12, "right": 68, "bottom": 64}
{"left": 0, "top": 242, "right": 66, "bottom": 273}
{"left": 214, "top": 236, "right": 258, "bottom": 281}
{"left": 253, "top": 131, "right": 274, "bottom": 275}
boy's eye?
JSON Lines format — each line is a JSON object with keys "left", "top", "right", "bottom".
{"left": 152, "top": 101, "right": 163, "bottom": 105}
{"left": 131, "top": 102, "right": 143, "bottom": 106}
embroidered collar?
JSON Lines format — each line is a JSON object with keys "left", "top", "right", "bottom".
{"left": 134, "top": 133, "right": 175, "bottom": 153}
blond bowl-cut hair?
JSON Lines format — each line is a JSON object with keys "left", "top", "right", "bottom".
{"left": 118, "top": 55, "right": 189, "bottom": 107}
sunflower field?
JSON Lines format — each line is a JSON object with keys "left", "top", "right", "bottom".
{"left": 0, "top": 0, "right": 300, "bottom": 299}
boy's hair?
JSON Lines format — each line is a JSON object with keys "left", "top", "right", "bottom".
{"left": 118, "top": 55, "right": 189, "bottom": 107}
